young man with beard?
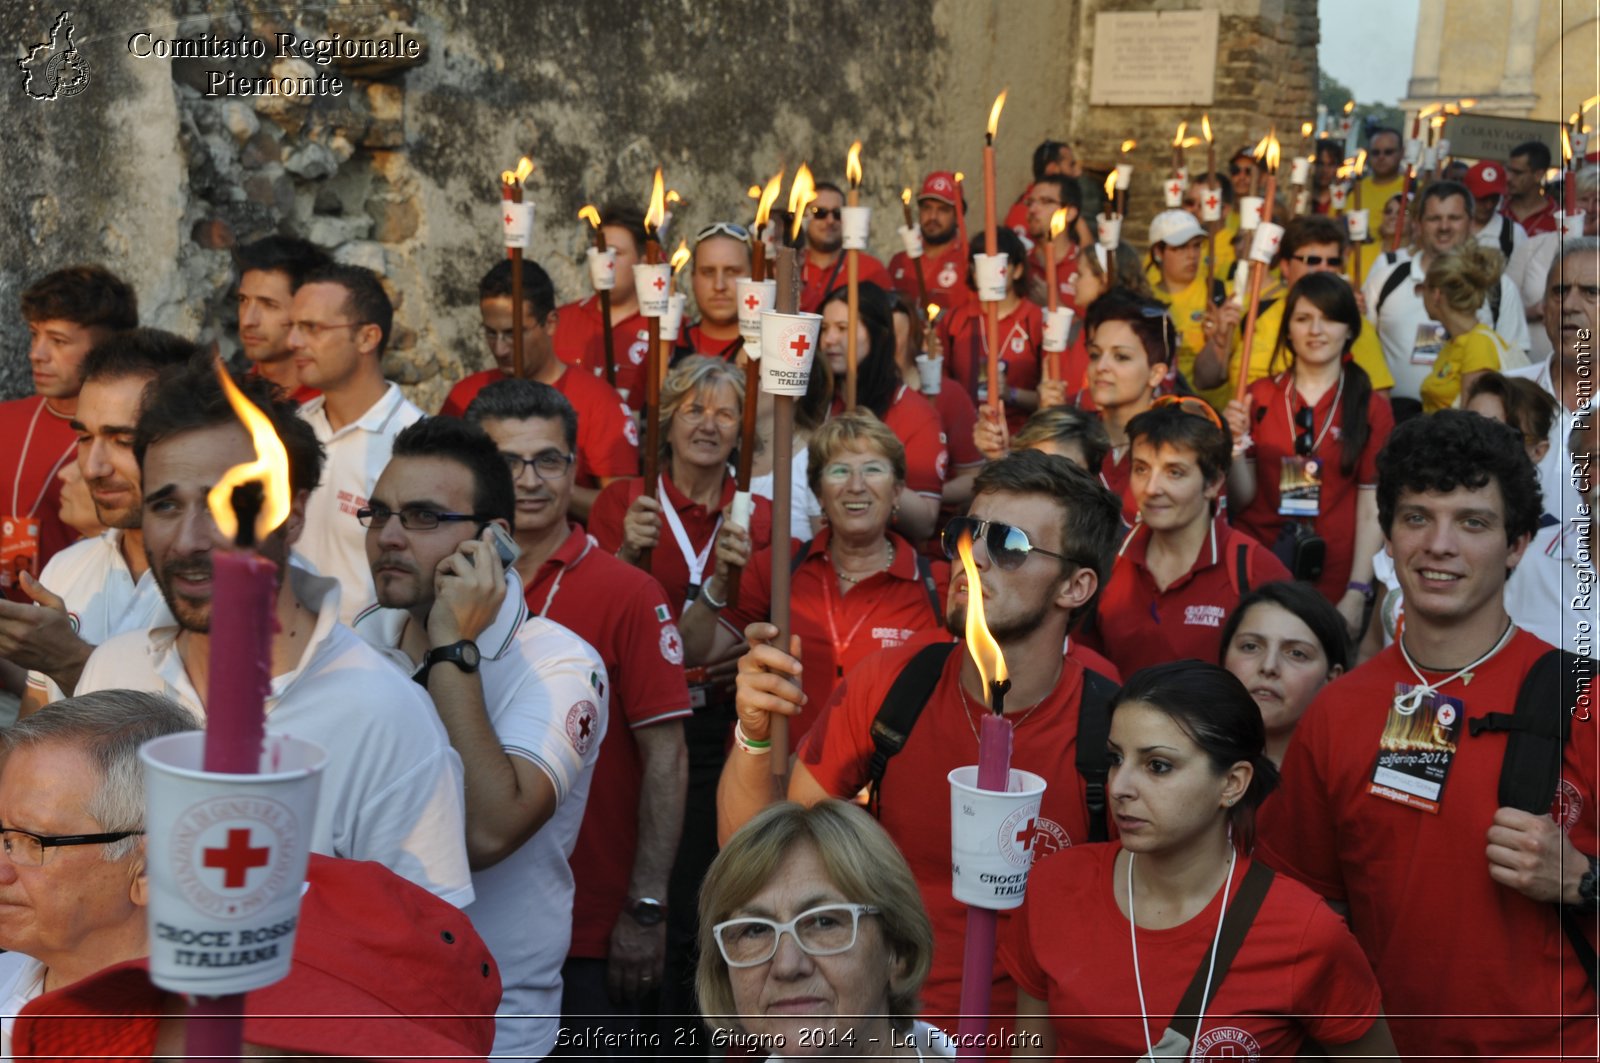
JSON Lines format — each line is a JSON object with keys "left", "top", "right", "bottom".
{"left": 799, "top": 182, "right": 892, "bottom": 313}
{"left": 889, "top": 171, "right": 974, "bottom": 315}
{"left": 678, "top": 223, "right": 751, "bottom": 359}
{"left": 1, "top": 330, "right": 196, "bottom": 713}
{"left": 73, "top": 361, "right": 471, "bottom": 905}
{"left": 717, "top": 450, "right": 1123, "bottom": 1033}
{"left": 235, "top": 235, "right": 329, "bottom": 404}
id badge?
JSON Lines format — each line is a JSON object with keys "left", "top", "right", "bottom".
{"left": 0, "top": 515, "right": 41, "bottom": 591}
{"left": 1278, "top": 456, "right": 1322, "bottom": 517}
{"left": 1410, "top": 323, "right": 1446, "bottom": 365}
{"left": 1368, "top": 684, "right": 1464, "bottom": 814}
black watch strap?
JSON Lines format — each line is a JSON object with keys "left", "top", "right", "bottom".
{"left": 415, "top": 639, "right": 480, "bottom": 685}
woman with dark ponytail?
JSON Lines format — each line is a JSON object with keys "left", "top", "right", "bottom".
{"left": 1224, "top": 272, "right": 1393, "bottom": 639}
{"left": 1002, "top": 661, "right": 1396, "bottom": 1062}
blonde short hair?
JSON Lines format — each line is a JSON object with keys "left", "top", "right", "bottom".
{"left": 806, "top": 410, "right": 907, "bottom": 496}
{"left": 659, "top": 356, "right": 746, "bottom": 463}
{"left": 695, "top": 801, "right": 933, "bottom": 1033}
{"left": 1424, "top": 242, "right": 1504, "bottom": 316}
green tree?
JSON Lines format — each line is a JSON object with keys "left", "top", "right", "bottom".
{"left": 1318, "top": 70, "right": 1403, "bottom": 147}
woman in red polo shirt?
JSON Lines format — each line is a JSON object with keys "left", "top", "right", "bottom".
{"left": 1224, "top": 272, "right": 1392, "bottom": 639}
{"left": 1002, "top": 661, "right": 1395, "bottom": 1061}
{"left": 1081, "top": 289, "right": 1178, "bottom": 522}
{"left": 589, "top": 356, "right": 774, "bottom": 616}
{"left": 679, "top": 411, "right": 950, "bottom": 746}
{"left": 933, "top": 228, "right": 1043, "bottom": 432}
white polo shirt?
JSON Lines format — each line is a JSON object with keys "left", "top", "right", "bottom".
{"left": 1363, "top": 251, "right": 1531, "bottom": 402}
{"left": 354, "top": 574, "right": 607, "bottom": 1059}
{"left": 24, "top": 529, "right": 171, "bottom": 705}
{"left": 1507, "top": 518, "right": 1597, "bottom": 658}
{"left": 296, "top": 384, "right": 424, "bottom": 625}
{"left": 75, "top": 567, "right": 473, "bottom": 907}
{"left": 1505, "top": 355, "right": 1585, "bottom": 520}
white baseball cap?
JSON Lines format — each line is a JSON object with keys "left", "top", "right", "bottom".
{"left": 1148, "top": 209, "right": 1207, "bottom": 247}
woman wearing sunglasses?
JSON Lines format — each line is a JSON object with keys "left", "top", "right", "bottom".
{"left": 1224, "top": 272, "right": 1392, "bottom": 640}
{"left": 1003, "top": 661, "right": 1396, "bottom": 1062}
{"left": 697, "top": 800, "right": 945, "bottom": 1058}
{"left": 933, "top": 228, "right": 1043, "bottom": 433}
{"left": 1084, "top": 399, "right": 1288, "bottom": 677}
{"left": 680, "top": 411, "right": 949, "bottom": 746}
{"left": 1083, "top": 289, "right": 1180, "bottom": 523}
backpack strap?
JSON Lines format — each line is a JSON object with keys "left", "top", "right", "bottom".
{"left": 1376, "top": 259, "right": 1411, "bottom": 316}
{"left": 1232, "top": 542, "right": 1252, "bottom": 596}
{"left": 790, "top": 540, "right": 811, "bottom": 577}
{"left": 1166, "top": 861, "right": 1277, "bottom": 1045}
{"left": 866, "top": 642, "right": 959, "bottom": 816}
{"left": 1499, "top": 217, "right": 1515, "bottom": 259}
{"left": 1074, "top": 668, "right": 1122, "bottom": 843}
{"left": 914, "top": 553, "right": 942, "bottom": 619}
{"left": 1488, "top": 275, "right": 1504, "bottom": 330}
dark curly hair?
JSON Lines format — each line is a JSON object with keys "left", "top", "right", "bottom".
{"left": 1375, "top": 409, "right": 1542, "bottom": 545}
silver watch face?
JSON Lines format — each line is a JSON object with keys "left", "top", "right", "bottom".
{"left": 459, "top": 642, "right": 481, "bottom": 668}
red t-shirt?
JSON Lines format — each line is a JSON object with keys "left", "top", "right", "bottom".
{"left": 1099, "top": 450, "right": 1139, "bottom": 525}
{"left": 1257, "top": 630, "right": 1599, "bottom": 1060}
{"left": 1003, "top": 189, "right": 1031, "bottom": 240}
{"left": 587, "top": 472, "right": 774, "bottom": 617}
{"left": 1505, "top": 197, "right": 1560, "bottom": 237}
{"left": 555, "top": 296, "right": 653, "bottom": 410}
{"left": 936, "top": 300, "right": 1044, "bottom": 433}
{"left": 798, "top": 643, "right": 1103, "bottom": 1030}
{"left": 1025, "top": 242, "right": 1081, "bottom": 316}
{"left": 722, "top": 528, "right": 949, "bottom": 744}
{"left": 932, "top": 384, "right": 983, "bottom": 469}
{"left": 799, "top": 252, "right": 893, "bottom": 313}
{"left": 1232, "top": 373, "right": 1393, "bottom": 602}
{"left": 1087, "top": 518, "right": 1290, "bottom": 677}
{"left": 881, "top": 386, "right": 949, "bottom": 498}
{"left": 523, "top": 525, "right": 693, "bottom": 958}
{"left": 0, "top": 396, "right": 79, "bottom": 601}
{"left": 439, "top": 367, "right": 640, "bottom": 487}
{"left": 890, "top": 242, "right": 974, "bottom": 315}
{"left": 678, "top": 323, "right": 745, "bottom": 361}
{"left": 1000, "top": 843, "right": 1382, "bottom": 1060}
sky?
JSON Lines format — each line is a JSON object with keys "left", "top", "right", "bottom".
{"left": 1318, "top": 0, "right": 1421, "bottom": 105}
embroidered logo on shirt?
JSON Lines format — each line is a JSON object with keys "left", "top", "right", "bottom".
{"left": 938, "top": 261, "right": 959, "bottom": 290}
{"left": 566, "top": 700, "right": 598, "bottom": 756}
{"left": 1183, "top": 604, "right": 1226, "bottom": 627}
{"left": 622, "top": 406, "right": 640, "bottom": 447}
{"left": 654, "top": 604, "right": 671, "bottom": 623}
{"left": 1555, "top": 778, "right": 1583, "bottom": 832}
{"left": 659, "top": 623, "right": 684, "bottom": 665}
{"left": 1193, "top": 1027, "right": 1262, "bottom": 1059}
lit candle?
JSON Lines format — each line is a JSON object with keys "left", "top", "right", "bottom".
{"left": 639, "top": 168, "right": 667, "bottom": 568}
{"left": 901, "top": 186, "right": 930, "bottom": 309}
{"left": 579, "top": 204, "right": 617, "bottom": 387}
{"left": 1236, "top": 133, "right": 1281, "bottom": 403}
{"left": 982, "top": 91, "right": 1008, "bottom": 422}
{"left": 500, "top": 157, "right": 534, "bottom": 379}
{"left": 845, "top": 140, "right": 864, "bottom": 410}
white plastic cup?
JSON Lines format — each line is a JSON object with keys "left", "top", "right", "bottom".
{"left": 586, "top": 247, "right": 617, "bottom": 291}
{"left": 1042, "top": 307, "right": 1074, "bottom": 353}
{"left": 759, "top": 310, "right": 823, "bottom": 396}
{"left": 660, "top": 294, "right": 686, "bottom": 341}
{"left": 841, "top": 206, "right": 872, "bottom": 251}
{"left": 1289, "top": 157, "right": 1311, "bottom": 186}
{"left": 1404, "top": 138, "right": 1423, "bottom": 166}
{"left": 1163, "top": 177, "right": 1186, "bottom": 208}
{"left": 1199, "top": 188, "right": 1224, "bottom": 222}
{"left": 1560, "top": 210, "right": 1588, "bottom": 238}
{"left": 1114, "top": 162, "right": 1134, "bottom": 190}
{"left": 633, "top": 263, "right": 673, "bottom": 318}
{"left": 1239, "top": 196, "right": 1265, "bottom": 230}
{"left": 973, "top": 252, "right": 1009, "bottom": 302}
{"left": 915, "top": 354, "right": 943, "bottom": 395}
{"left": 1096, "top": 214, "right": 1122, "bottom": 249}
{"left": 1422, "top": 145, "right": 1439, "bottom": 172}
{"left": 948, "top": 766, "right": 1048, "bottom": 910}
{"left": 727, "top": 490, "right": 753, "bottom": 533}
{"left": 142, "top": 732, "right": 326, "bottom": 995}
{"left": 1293, "top": 188, "right": 1311, "bottom": 216}
{"left": 1436, "top": 137, "right": 1452, "bottom": 159}
{"left": 1572, "top": 133, "right": 1590, "bottom": 159}
{"left": 898, "top": 225, "right": 925, "bottom": 259}
{"left": 500, "top": 202, "right": 533, "bottom": 250}
{"left": 1328, "top": 184, "right": 1349, "bottom": 211}
{"left": 1249, "top": 221, "right": 1284, "bottom": 264}
{"left": 1346, "top": 208, "right": 1370, "bottom": 243}
{"left": 736, "top": 278, "right": 777, "bottom": 345}
{"left": 1231, "top": 260, "right": 1250, "bottom": 306}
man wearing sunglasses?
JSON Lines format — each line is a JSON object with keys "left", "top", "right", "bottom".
{"left": 717, "top": 450, "right": 1122, "bottom": 1027}
{"left": 0, "top": 689, "right": 198, "bottom": 1040}
{"left": 680, "top": 223, "right": 752, "bottom": 358}
{"left": 1355, "top": 128, "right": 1407, "bottom": 218}
{"left": 800, "top": 183, "right": 892, "bottom": 313}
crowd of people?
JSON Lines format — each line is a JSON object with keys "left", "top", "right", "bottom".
{"left": 0, "top": 121, "right": 1594, "bottom": 1062}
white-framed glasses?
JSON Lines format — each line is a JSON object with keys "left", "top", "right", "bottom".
{"left": 820, "top": 461, "right": 894, "bottom": 484}
{"left": 712, "top": 903, "right": 881, "bottom": 968}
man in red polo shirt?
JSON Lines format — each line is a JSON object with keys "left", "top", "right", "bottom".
{"left": 679, "top": 222, "right": 751, "bottom": 360}
{"left": 441, "top": 259, "right": 637, "bottom": 521}
{"left": 2, "top": 266, "right": 137, "bottom": 605}
{"left": 555, "top": 206, "right": 653, "bottom": 409}
{"left": 235, "top": 235, "right": 329, "bottom": 405}
{"left": 718, "top": 451, "right": 1123, "bottom": 1034}
{"left": 464, "top": 379, "right": 691, "bottom": 1030}
{"left": 1086, "top": 400, "right": 1287, "bottom": 676}
{"left": 799, "top": 183, "right": 893, "bottom": 313}
{"left": 1259, "top": 410, "right": 1598, "bottom": 1060}
{"left": 1504, "top": 140, "right": 1560, "bottom": 237}
{"left": 1003, "top": 139, "right": 1081, "bottom": 237}
{"left": 1022, "top": 174, "right": 1081, "bottom": 312}
{"left": 889, "top": 172, "right": 974, "bottom": 315}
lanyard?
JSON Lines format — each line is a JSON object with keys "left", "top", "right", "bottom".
{"left": 1281, "top": 373, "right": 1344, "bottom": 456}
{"left": 659, "top": 476, "right": 721, "bottom": 595}
{"left": 819, "top": 558, "right": 876, "bottom": 678}
{"left": 12, "top": 400, "right": 74, "bottom": 518}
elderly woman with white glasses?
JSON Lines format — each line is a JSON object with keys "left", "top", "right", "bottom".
{"left": 696, "top": 800, "right": 946, "bottom": 1059}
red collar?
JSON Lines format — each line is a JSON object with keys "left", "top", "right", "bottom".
{"left": 661, "top": 469, "right": 735, "bottom": 516}
{"left": 801, "top": 526, "right": 920, "bottom": 582}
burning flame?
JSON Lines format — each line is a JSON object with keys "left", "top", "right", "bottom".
{"left": 756, "top": 170, "right": 784, "bottom": 228}
{"left": 502, "top": 156, "right": 533, "bottom": 187}
{"left": 207, "top": 363, "right": 291, "bottom": 545}
{"left": 670, "top": 239, "right": 690, "bottom": 276}
{"left": 500, "top": 170, "right": 516, "bottom": 185}
{"left": 1444, "top": 103, "right": 1461, "bottom": 116}
{"left": 1582, "top": 95, "right": 1600, "bottom": 114}
{"left": 1173, "top": 121, "right": 1187, "bottom": 147}
{"left": 1563, "top": 127, "right": 1573, "bottom": 164}
{"left": 1120, "top": 139, "right": 1137, "bottom": 154}
{"left": 954, "top": 171, "right": 965, "bottom": 185}
{"left": 987, "top": 90, "right": 1007, "bottom": 141}
{"left": 1337, "top": 164, "right": 1351, "bottom": 181}
{"left": 747, "top": 184, "right": 762, "bottom": 199}
{"left": 644, "top": 168, "right": 666, "bottom": 234}
{"left": 1049, "top": 207, "right": 1069, "bottom": 240}
{"left": 666, "top": 189, "right": 682, "bottom": 206}
{"left": 1252, "top": 132, "right": 1271, "bottom": 162}
{"left": 1430, "top": 114, "right": 1446, "bottom": 131}
{"left": 1301, "top": 121, "right": 1313, "bottom": 138}
{"left": 1103, "top": 171, "right": 1117, "bottom": 200}
{"left": 788, "top": 163, "right": 816, "bottom": 242}
{"left": 1181, "top": 137, "right": 1202, "bottom": 149}
{"left": 901, "top": 187, "right": 912, "bottom": 206}
{"left": 1263, "top": 132, "right": 1281, "bottom": 173}
{"left": 1355, "top": 148, "right": 1367, "bottom": 175}
{"left": 1343, "top": 100, "right": 1355, "bottom": 115}
{"left": 926, "top": 302, "right": 941, "bottom": 323}
{"left": 955, "top": 531, "right": 1008, "bottom": 692}
{"left": 1458, "top": 98, "right": 1477, "bottom": 109}
{"left": 1201, "top": 114, "right": 1213, "bottom": 144}
{"left": 1418, "top": 103, "right": 1442, "bottom": 119}
{"left": 846, "top": 141, "right": 863, "bottom": 187}
{"left": 578, "top": 204, "right": 601, "bottom": 229}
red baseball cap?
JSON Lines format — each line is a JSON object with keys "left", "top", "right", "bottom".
{"left": 1464, "top": 161, "right": 1507, "bottom": 198}
{"left": 12, "top": 855, "right": 501, "bottom": 1062}
{"left": 920, "top": 171, "right": 960, "bottom": 205}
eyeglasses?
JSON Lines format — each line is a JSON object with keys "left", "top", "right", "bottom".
{"left": 678, "top": 404, "right": 739, "bottom": 430}
{"left": 1369, "top": 148, "right": 1400, "bottom": 156}
{"left": 291, "top": 320, "right": 367, "bottom": 339}
{"left": 941, "top": 515, "right": 1075, "bottom": 572}
{"left": 482, "top": 325, "right": 540, "bottom": 347}
{"left": 712, "top": 904, "right": 881, "bottom": 968}
{"left": 0, "top": 826, "right": 144, "bottom": 866}
{"left": 356, "top": 505, "right": 490, "bottom": 530}
{"left": 1289, "top": 254, "right": 1342, "bottom": 267}
{"left": 502, "top": 450, "right": 574, "bottom": 481}
{"left": 695, "top": 221, "right": 751, "bottom": 243}
{"left": 1294, "top": 406, "right": 1316, "bottom": 456}
{"left": 808, "top": 207, "right": 843, "bottom": 220}
{"left": 821, "top": 460, "right": 895, "bottom": 484}
{"left": 1025, "top": 196, "right": 1062, "bottom": 208}
{"left": 1153, "top": 394, "right": 1226, "bottom": 431}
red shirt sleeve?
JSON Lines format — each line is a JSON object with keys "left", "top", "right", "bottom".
{"left": 721, "top": 545, "right": 776, "bottom": 638}
{"left": 1359, "top": 392, "right": 1394, "bottom": 486}
{"left": 553, "top": 298, "right": 602, "bottom": 367}
{"left": 615, "top": 574, "right": 694, "bottom": 726}
{"left": 860, "top": 254, "right": 893, "bottom": 290}
{"left": 576, "top": 382, "right": 641, "bottom": 480}
{"left": 939, "top": 387, "right": 984, "bottom": 467}
{"left": 587, "top": 479, "right": 638, "bottom": 554}
{"left": 795, "top": 654, "right": 889, "bottom": 796}
{"left": 895, "top": 400, "right": 949, "bottom": 497}
{"left": 1255, "top": 689, "right": 1348, "bottom": 900}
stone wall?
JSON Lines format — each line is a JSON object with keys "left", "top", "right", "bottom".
{"left": 2, "top": 0, "right": 1316, "bottom": 409}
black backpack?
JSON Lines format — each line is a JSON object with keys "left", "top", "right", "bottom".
{"left": 1376, "top": 254, "right": 1504, "bottom": 331}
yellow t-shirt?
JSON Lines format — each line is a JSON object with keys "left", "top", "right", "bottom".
{"left": 1420, "top": 324, "right": 1504, "bottom": 413}
{"left": 1232, "top": 294, "right": 1396, "bottom": 394}
{"left": 1153, "top": 272, "right": 1227, "bottom": 407}
{"left": 1355, "top": 173, "right": 1407, "bottom": 217}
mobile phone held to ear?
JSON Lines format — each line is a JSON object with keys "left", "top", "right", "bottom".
{"left": 485, "top": 523, "right": 521, "bottom": 567}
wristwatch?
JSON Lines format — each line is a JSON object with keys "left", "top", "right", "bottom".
{"left": 626, "top": 897, "right": 667, "bottom": 926}
{"left": 1579, "top": 855, "right": 1599, "bottom": 910}
{"left": 416, "top": 639, "right": 481, "bottom": 685}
